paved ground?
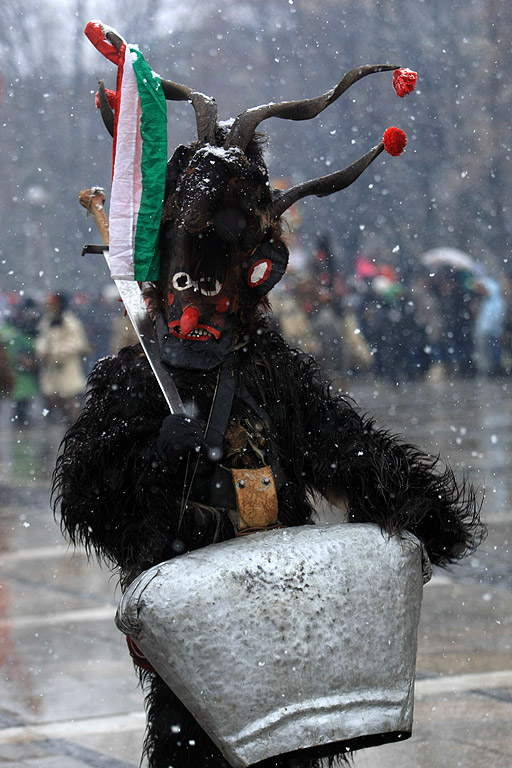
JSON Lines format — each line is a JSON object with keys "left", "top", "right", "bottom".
{"left": 0, "top": 377, "right": 511, "bottom": 767}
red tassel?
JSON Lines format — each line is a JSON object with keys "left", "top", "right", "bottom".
{"left": 383, "top": 127, "right": 407, "bottom": 156}
{"left": 393, "top": 68, "right": 418, "bottom": 98}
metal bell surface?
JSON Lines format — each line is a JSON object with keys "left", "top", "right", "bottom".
{"left": 116, "top": 523, "right": 430, "bottom": 767}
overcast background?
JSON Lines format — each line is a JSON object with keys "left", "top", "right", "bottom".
{"left": 1, "top": 0, "right": 510, "bottom": 298}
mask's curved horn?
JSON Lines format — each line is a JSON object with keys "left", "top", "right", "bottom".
{"left": 160, "top": 82, "right": 218, "bottom": 144}
{"left": 104, "top": 27, "right": 124, "bottom": 52}
{"left": 94, "top": 25, "right": 218, "bottom": 143}
{"left": 97, "top": 80, "right": 115, "bottom": 137}
{"left": 224, "top": 64, "right": 399, "bottom": 151}
{"left": 271, "top": 143, "right": 385, "bottom": 220}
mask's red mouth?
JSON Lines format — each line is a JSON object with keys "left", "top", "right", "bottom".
{"left": 168, "top": 320, "right": 220, "bottom": 341}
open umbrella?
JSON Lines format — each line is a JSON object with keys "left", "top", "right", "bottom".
{"left": 421, "top": 247, "right": 480, "bottom": 273}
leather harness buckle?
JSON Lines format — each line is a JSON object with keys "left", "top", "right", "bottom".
{"left": 231, "top": 466, "right": 280, "bottom": 533}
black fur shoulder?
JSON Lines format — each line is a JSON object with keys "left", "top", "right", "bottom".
{"left": 239, "top": 330, "right": 485, "bottom": 568}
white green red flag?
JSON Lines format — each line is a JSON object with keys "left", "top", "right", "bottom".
{"left": 85, "top": 21, "right": 167, "bottom": 281}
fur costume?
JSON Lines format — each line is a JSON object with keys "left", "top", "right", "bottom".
{"left": 53, "top": 22, "right": 484, "bottom": 768}
{"left": 53, "top": 325, "right": 483, "bottom": 768}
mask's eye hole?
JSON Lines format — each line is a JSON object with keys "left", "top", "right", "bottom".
{"left": 199, "top": 277, "right": 222, "bottom": 296}
{"left": 172, "top": 272, "right": 194, "bottom": 291}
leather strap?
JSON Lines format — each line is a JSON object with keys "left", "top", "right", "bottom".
{"left": 203, "top": 363, "right": 237, "bottom": 454}
{"left": 189, "top": 360, "right": 284, "bottom": 532}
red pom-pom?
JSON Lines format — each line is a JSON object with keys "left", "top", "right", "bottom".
{"left": 393, "top": 68, "right": 417, "bottom": 98}
{"left": 383, "top": 127, "right": 407, "bottom": 156}
{"left": 95, "top": 88, "right": 117, "bottom": 110}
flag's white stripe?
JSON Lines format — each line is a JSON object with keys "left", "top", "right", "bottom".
{"left": 109, "top": 46, "right": 139, "bottom": 280}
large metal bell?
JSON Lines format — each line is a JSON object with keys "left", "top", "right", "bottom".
{"left": 116, "top": 523, "right": 431, "bottom": 767}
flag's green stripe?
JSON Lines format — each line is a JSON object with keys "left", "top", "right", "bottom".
{"left": 130, "top": 47, "right": 167, "bottom": 282}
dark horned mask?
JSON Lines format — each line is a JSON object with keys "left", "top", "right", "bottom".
{"left": 86, "top": 20, "right": 415, "bottom": 369}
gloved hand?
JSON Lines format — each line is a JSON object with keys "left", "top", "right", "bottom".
{"left": 155, "top": 413, "right": 208, "bottom": 467}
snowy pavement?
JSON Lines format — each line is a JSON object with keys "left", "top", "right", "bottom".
{"left": 1, "top": 377, "right": 511, "bottom": 767}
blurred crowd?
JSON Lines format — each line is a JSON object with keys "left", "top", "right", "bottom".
{"left": 0, "top": 288, "right": 136, "bottom": 429}
{"left": 1, "top": 239, "right": 510, "bottom": 429}
{"left": 271, "top": 237, "right": 511, "bottom": 388}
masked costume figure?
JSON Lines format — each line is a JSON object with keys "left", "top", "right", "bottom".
{"left": 52, "top": 22, "right": 483, "bottom": 768}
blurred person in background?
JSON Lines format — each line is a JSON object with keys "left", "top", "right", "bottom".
{"left": 1, "top": 298, "right": 41, "bottom": 426}
{"left": 427, "top": 267, "right": 477, "bottom": 378}
{"left": 0, "top": 327, "right": 15, "bottom": 484}
{"left": 270, "top": 270, "right": 323, "bottom": 358}
{"left": 0, "top": 338, "right": 14, "bottom": 399}
{"left": 472, "top": 274, "right": 506, "bottom": 376}
{"left": 102, "top": 284, "right": 139, "bottom": 354}
{"left": 35, "top": 292, "right": 91, "bottom": 425}
{"left": 109, "top": 310, "right": 139, "bottom": 353}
